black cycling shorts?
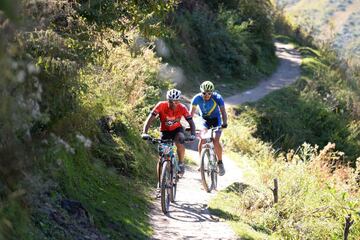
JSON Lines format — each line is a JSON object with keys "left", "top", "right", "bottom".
{"left": 203, "top": 117, "right": 220, "bottom": 129}
{"left": 161, "top": 127, "right": 184, "bottom": 140}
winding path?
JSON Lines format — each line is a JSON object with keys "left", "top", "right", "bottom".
{"left": 149, "top": 42, "right": 302, "bottom": 240}
{"left": 225, "top": 42, "right": 302, "bottom": 105}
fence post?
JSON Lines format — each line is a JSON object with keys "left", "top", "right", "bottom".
{"left": 343, "top": 214, "right": 354, "bottom": 240}
{"left": 271, "top": 178, "right": 278, "bottom": 204}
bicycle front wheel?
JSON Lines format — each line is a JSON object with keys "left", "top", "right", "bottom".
{"left": 200, "top": 149, "right": 214, "bottom": 193}
{"left": 211, "top": 164, "right": 217, "bottom": 191}
{"left": 160, "top": 161, "right": 172, "bottom": 214}
{"left": 170, "top": 158, "right": 178, "bottom": 203}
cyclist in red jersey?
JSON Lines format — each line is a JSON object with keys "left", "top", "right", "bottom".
{"left": 142, "top": 89, "right": 196, "bottom": 175}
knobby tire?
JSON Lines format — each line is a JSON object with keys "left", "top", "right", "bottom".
{"left": 160, "top": 161, "right": 171, "bottom": 214}
{"left": 170, "top": 158, "right": 178, "bottom": 202}
{"left": 200, "top": 149, "right": 213, "bottom": 192}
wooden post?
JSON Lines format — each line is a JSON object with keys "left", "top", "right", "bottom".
{"left": 271, "top": 178, "right": 278, "bottom": 204}
{"left": 343, "top": 214, "right": 354, "bottom": 240}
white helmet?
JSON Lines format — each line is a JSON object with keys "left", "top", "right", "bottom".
{"left": 166, "top": 89, "right": 181, "bottom": 100}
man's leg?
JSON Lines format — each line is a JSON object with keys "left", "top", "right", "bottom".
{"left": 213, "top": 132, "right": 225, "bottom": 176}
{"left": 175, "top": 132, "right": 186, "bottom": 163}
{"left": 213, "top": 133, "right": 223, "bottom": 161}
{"left": 175, "top": 131, "right": 186, "bottom": 175}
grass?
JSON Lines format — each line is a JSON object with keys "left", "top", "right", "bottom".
{"left": 0, "top": 2, "right": 169, "bottom": 237}
{"left": 0, "top": 199, "right": 37, "bottom": 240}
{"left": 210, "top": 36, "right": 360, "bottom": 239}
{"left": 212, "top": 127, "right": 360, "bottom": 239}
{"left": 237, "top": 42, "right": 360, "bottom": 163}
{"left": 61, "top": 145, "right": 153, "bottom": 239}
{"left": 28, "top": 136, "right": 158, "bottom": 240}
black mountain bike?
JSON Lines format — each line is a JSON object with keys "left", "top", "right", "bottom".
{"left": 144, "top": 137, "right": 179, "bottom": 214}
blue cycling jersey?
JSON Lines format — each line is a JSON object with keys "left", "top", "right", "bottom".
{"left": 191, "top": 92, "right": 225, "bottom": 121}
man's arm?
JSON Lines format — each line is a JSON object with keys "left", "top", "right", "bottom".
{"left": 220, "top": 106, "right": 227, "bottom": 126}
{"left": 143, "top": 113, "right": 157, "bottom": 134}
{"left": 190, "top": 105, "right": 197, "bottom": 117}
{"left": 186, "top": 117, "right": 196, "bottom": 135}
{"left": 190, "top": 95, "right": 199, "bottom": 117}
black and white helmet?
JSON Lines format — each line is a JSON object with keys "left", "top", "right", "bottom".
{"left": 166, "top": 89, "right": 182, "bottom": 100}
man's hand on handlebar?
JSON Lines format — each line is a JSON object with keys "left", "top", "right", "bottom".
{"left": 189, "top": 134, "right": 196, "bottom": 142}
{"left": 221, "top": 123, "right": 228, "bottom": 129}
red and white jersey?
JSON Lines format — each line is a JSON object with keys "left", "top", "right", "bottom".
{"left": 152, "top": 101, "right": 191, "bottom": 131}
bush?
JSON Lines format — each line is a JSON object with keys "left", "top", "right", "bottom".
{"left": 212, "top": 133, "right": 360, "bottom": 239}
{"left": 163, "top": 0, "right": 277, "bottom": 90}
{"left": 0, "top": 0, "right": 173, "bottom": 238}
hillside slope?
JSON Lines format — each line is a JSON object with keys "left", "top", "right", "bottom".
{"left": 275, "top": 0, "right": 360, "bottom": 61}
{"left": 0, "top": 0, "right": 277, "bottom": 238}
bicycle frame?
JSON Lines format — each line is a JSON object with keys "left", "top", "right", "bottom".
{"left": 199, "top": 126, "right": 221, "bottom": 162}
{"left": 201, "top": 131, "right": 217, "bottom": 168}
{"left": 158, "top": 142, "right": 178, "bottom": 173}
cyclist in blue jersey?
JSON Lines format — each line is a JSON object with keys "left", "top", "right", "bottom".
{"left": 190, "top": 81, "right": 228, "bottom": 176}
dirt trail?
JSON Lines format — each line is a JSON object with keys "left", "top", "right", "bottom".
{"left": 150, "top": 150, "right": 242, "bottom": 240}
{"left": 225, "top": 42, "right": 302, "bottom": 105}
{"left": 149, "top": 42, "right": 301, "bottom": 240}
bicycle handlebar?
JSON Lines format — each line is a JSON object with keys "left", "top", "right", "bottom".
{"left": 208, "top": 126, "right": 223, "bottom": 132}
{"left": 142, "top": 135, "right": 194, "bottom": 144}
{"left": 186, "top": 126, "right": 224, "bottom": 133}
{"left": 146, "top": 137, "right": 173, "bottom": 144}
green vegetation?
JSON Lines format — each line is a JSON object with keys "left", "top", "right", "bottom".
{"left": 211, "top": 104, "right": 360, "bottom": 239}
{"left": 161, "top": 0, "right": 278, "bottom": 96}
{"left": 241, "top": 44, "right": 360, "bottom": 163}
{"left": 0, "top": 0, "right": 278, "bottom": 239}
{"left": 0, "top": 0, "right": 173, "bottom": 238}
{"left": 210, "top": 13, "right": 360, "bottom": 236}
{"left": 2, "top": 0, "right": 358, "bottom": 239}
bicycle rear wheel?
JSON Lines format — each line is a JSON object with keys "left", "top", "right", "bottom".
{"left": 200, "top": 149, "right": 214, "bottom": 192}
{"left": 160, "top": 161, "right": 172, "bottom": 214}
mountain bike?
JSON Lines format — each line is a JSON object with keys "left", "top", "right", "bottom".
{"left": 143, "top": 136, "right": 180, "bottom": 214}
{"left": 198, "top": 126, "right": 222, "bottom": 193}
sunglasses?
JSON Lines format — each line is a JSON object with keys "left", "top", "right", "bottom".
{"left": 202, "top": 92, "right": 213, "bottom": 96}
{"left": 168, "top": 100, "right": 180, "bottom": 103}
